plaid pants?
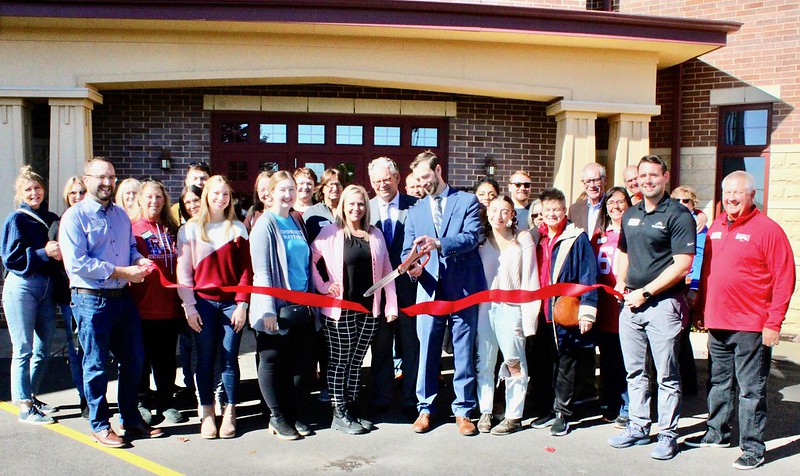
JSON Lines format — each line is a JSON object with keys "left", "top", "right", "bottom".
{"left": 323, "top": 310, "right": 378, "bottom": 406}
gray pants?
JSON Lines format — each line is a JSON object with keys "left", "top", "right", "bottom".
{"left": 619, "top": 295, "right": 687, "bottom": 438}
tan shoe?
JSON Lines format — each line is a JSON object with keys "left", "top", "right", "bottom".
{"left": 456, "top": 416, "right": 478, "bottom": 436}
{"left": 199, "top": 405, "right": 218, "bottom": 439}
{"left": 219, "top": 404, "right": 236, "bottom": 439}
{"left": 412, "top": 412, "right": 431, "bottom": 433}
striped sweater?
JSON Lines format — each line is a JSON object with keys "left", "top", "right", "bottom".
{"left": 176, "top": 220, "right": 253, "bottom": 316}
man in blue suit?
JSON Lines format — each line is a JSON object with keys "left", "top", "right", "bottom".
{"left": 367, "top": 157, "right": 419, "bottom": 420}
{"left": 402, "top": 150, "right": 486, "bottom": 436}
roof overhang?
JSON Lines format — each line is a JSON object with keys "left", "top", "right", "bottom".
{"left": 1, "top": 0, "right": 741, "bottom": 69}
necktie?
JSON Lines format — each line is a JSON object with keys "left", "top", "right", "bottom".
{"left": 433, "top": 195, "right": 443, "bottom": 237}
{"left": 382, "top": 216, "right": 393, "bottom": 245}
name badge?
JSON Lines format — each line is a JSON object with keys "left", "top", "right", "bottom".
{"left": 597, "top": 236, "right": 607, "bottom": 244}
{"left": 141, "top": 230, "right": 154, "bottom": 240}
{"left": 627, "top": 218, "right": 641, "bottom": 226}
{"left": 710, "top": 231, "right": 722, "bottom": 240}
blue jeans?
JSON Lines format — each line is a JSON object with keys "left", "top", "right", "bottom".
{"left": 706, "top": 330, "right": 771, "bottom": 458}
{"left": 60, "top": 303, "right": 85, "bottom": 399}
{"left": 2, "top": 273, "right": 57, "bottom": 403}
{"left": 71, "top": 291, "right": 145, "bottom": 432}
{"left": 193, "top": 297, "right": 242, "bottom": 406}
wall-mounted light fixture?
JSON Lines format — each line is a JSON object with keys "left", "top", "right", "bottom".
{"left": 159, "top": 148, "right": 171, "bottom": 170}
{"left": 484, "top": 155, "right": 496, "bottom": 178}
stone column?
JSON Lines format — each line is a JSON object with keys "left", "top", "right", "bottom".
{"left": 607, "top": 113, "right": 651, "bottom": 186}
{"left": 0, "top": 98, "right": 32, "bottom": 218}
{"left": 552, "top": 110, "right": 597, "bottom": 204}
{"left": 49, "top": 98, "right": 95, "bottom": 215}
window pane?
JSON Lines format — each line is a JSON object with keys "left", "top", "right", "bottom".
{"left": 221, "top": 123, "right": 248, "bottom": 143}
{"left": 336, "top": 125, "right": 363, "bottom": 145}
{"left": 374, "top": 126, "right": 401, "bottom": 146}
{"left": 411, "top": 127, "right": 438, "bottom": 147}
{"left": 298, "top": 124, "right": 325, "bottom": 144}
{"left": 722, "top": 109, "right": 768, "bottom": 146}
{"left": 721, "top": 156, "right": 767, "bottom": 209}
{"left": 259, "top": 161, "right": 279, "bottom": 172}
{"left": 259, "top": 124, "right": 287, "bottom": 144}
{"left": 227, "top": 160, "right": 248, "bottom": 181}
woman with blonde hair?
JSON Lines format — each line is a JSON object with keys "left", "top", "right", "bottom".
{"left": 129, "top": 179, "right": 186, "bottom": 424}
{"left": 1, "top": 166, "right": 62, "bottom": 424}
{"left": 177, "top": 175, "right": 253, "bottom": 439}
{"left": 250, "top": 170, "right": 316, "bottom": 440}
{"left": 115, "top": 178, "right": 142, "bottom": 219}
{"left": 311, "top": 184, "right": 397, "bottom": 435}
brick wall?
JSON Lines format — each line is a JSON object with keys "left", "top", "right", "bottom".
{"left": 622, "top": 0, "right": 800, "bottom": 146}
{"left": 92, "top": 85, "right": 556, "bottom": 200}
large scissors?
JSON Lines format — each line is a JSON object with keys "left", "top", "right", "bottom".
{"left": 363, "top": 246, "right": 430, "bottom": 297}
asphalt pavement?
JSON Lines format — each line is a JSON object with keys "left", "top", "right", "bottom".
{"left": 1, "top": 330, "right": 799, "bottom": 475}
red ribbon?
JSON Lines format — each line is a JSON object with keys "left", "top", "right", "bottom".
{"left": 151, "top": 267, "right": 619, "bottom": 317}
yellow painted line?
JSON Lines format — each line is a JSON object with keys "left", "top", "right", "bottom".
{"left": 0, "top": 401, "right": 183, "bottom": 476}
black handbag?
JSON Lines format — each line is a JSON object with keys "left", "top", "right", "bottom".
{"left": 277, "top": 304, "right": 313, "bottom": 329}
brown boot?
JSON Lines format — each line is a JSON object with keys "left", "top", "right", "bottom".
{"left": 219, "top": 404, "right": 236, "bottom": 439}
{"left": 199, "top": 405, "right": 217, "bottom": 439}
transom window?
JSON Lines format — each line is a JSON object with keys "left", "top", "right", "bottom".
{"left": 336, "top": 125, "right": 364, "bottom": 145}
{"left": 298, "top": 124, "right": 326, "bottom": 144}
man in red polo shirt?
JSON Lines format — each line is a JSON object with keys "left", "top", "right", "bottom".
{"left": 689, "top": 170, "right": 795, "bottom": 471}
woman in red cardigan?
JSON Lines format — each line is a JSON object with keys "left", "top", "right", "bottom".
{"left": 310, "top": 184, "right": 397, "bottom": 436}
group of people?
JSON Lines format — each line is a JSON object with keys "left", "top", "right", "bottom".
{"left": 1, "top": 150, "right": 793, "bottom": 470}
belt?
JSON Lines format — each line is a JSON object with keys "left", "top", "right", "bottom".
{"left": 72, "top": 287, "right": 126, "bottom": 298}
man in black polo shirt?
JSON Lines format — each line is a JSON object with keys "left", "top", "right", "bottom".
{"left": 607, "top": 155, "right": 695, "bottom": 461}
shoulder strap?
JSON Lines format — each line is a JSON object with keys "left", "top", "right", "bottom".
{"left": 16, "top": 208, "right": 49, "bottom": 229}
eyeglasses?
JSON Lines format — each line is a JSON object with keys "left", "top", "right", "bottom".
{"left": 326, "top": 182, "right": 343, "bottom": 189}
{"left": 85, "top": 174, "right": 118, "bottom": 184}
{"left": 141, "top": 178, "right": 164, "bottom": 185}
{"left": 68, "top": 190, "right": 86, "bottom": 196}
{"left": 676, "top": 198, "right": 693, "bottom": 204}
{"left": 606, "top": 199, "right": 628, "bottom": 207}
{"left": 189, "top": 161, "right": 208, "bottom": 168}
{"left": 582, "top": 178, "right": 604, "bottom": 185}
{"left": 510, "top": 182, "right": 532, "bottom": 189}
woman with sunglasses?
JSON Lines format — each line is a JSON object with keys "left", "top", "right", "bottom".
{"left": 129, "top": 179, "right": 186, "bottom": 425}
{"left": 177, "top": 175, "right": 253, "bottom": 439}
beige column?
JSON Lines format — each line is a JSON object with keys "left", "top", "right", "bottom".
{"left": 0, "top": 98, "right": 32, "bottom": 218}
{"left": 607, "top": 113, "right": 652, "bottom": 186}
{"left": 49, "top": 98, "right": 95, "bottom": 215}
{"left": 552, "top": 110, "right": 597, "bottom": 204}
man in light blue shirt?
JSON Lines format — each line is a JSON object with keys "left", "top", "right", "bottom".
{"left": 59, "top": 157, "right": 161, "bottom": 447}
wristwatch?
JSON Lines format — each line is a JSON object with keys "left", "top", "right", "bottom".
{"left": 434, "top": 239, "right": 441, "bottom": 250}
{"left": 641, "top": 287, "right": 653, "bottom": 300}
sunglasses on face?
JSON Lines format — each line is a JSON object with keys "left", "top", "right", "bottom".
{"left": 511, "top": 182, "right": 532, "bottom": 189}
{"left": 676, "top": 198, "right": 693, "bottom": 204}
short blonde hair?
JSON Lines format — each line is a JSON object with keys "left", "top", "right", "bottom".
{"left": 62, "top": 176, "right": 86, "bottom": 207}
{"left": 671, "top": 185, "right": 697, "bottom": 203}
{"left": 335, "top": 185, "right": 371, "bottom": 241}
{"left": 115, "top": 178, "right": 142, "bottom": 213}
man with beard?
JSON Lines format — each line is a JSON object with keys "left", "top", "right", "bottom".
{"left": 608, "top": 155, "right": 695, "bottom": 461}
{"left": 403, "top": 150, "right": 486, "bottom": 436}
{"left": 508, "top": 170, "right": 534, "bottom": 229}
{"left": 59, "top": 157, "right": 163, "bottom": 447}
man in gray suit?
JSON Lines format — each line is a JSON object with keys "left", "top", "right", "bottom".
{"left": 367, "top": 157, "right": 419, "bottom": 419}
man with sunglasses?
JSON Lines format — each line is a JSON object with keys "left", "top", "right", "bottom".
{"left": 508, "top": 170, "right": 534, "bottom": 229}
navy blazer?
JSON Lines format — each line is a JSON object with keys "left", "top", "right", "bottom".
{"left": 370, "top": 193, "right": 418, "bottom": 309}
{"left": 402, "top": 186, "right": 486, "bottom": 303}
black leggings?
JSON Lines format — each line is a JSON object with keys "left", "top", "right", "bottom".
{"left": 140, "top": 318, "right": 181, "bottom": 411}
{"left": 255, "top": 326, "right": 314, "bottom": 422}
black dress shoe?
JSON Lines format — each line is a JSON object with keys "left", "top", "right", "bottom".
{"left": 121, "top": 423, "right": 165, "bottom": 439}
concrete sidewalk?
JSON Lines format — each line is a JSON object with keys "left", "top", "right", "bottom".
{"left": 1, "top": 330, "right": 799, "bottom": 475}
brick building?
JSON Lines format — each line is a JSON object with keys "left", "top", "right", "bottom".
{"left": 1, "top": 1, "right": 797, "bottom": 331}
